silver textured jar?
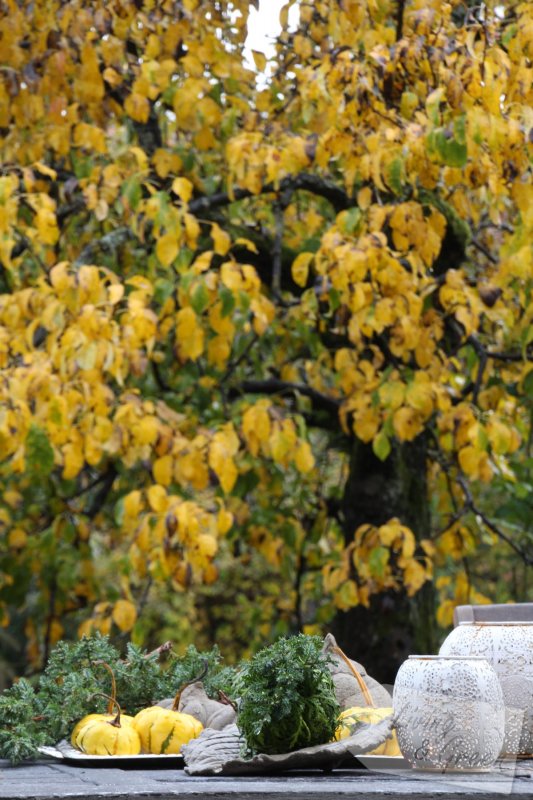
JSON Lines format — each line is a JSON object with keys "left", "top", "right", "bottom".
{"left": 393, "top": 655, "right": 505, "bottom": 771}
{"left": 439, "top": 605, "right": 533, "bottom": 756}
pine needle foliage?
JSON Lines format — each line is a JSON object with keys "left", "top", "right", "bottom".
{"left": 0, "top": 634, "right": 221, "bottom": 764}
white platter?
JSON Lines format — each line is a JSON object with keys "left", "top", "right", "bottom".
{"left": 38, "top": 740, "right": 184, "bottom": 769}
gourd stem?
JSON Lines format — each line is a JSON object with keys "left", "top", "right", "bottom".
{"left": 218, "top": 690, "right": 237, "bottom": 711}
{"left": 93, "top": 692, "right": 122, "bottom": 727}
{"left": 332, "top": 645, "right": 374, "bottom": 707}
{"left": 172, "top": 658, "right": 209, "bottom": 711}
{"left": 94, "top": 661, "right": 117, "bottom": 715}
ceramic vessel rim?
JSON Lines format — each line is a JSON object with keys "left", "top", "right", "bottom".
{"left": 456, "top": 621, "right": 533, "bottom": 626}
{"left": 408, "top": 655, "right": 491, "bottom": 660}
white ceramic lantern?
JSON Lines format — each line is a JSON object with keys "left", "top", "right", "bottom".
{"left": 393, "top": 655, "right": 505, "bottom": 771}
{"left": 439, "top": 605, "right": 533, "bottom": 757}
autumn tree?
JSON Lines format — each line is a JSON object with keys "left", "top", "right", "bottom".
{"left": 0, "top": 0, "right": 532, "bottom": 679}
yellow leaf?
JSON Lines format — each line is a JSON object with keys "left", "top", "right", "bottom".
{"left": 403, "top": 560, "right": 428, "bottom": 596}
{"left": 176, "top": 307, "right": 204, "bottom": 361}
{"left": 217, "top": 508, "right": 234, "bottom": 535}
{"left": 353, "top": 407, "right": 380, "bottom": 443}
{"left": 172, "top": 177, "right": 193, "bottom": 203}
{"left": 458, "top": 444, "right": 481, "bottom": 478}
{"left": 234, "top": 237, "right": 258, "bottom": 253}
{"left": 392, "top": 407, "right": 423, "bottom": 442}
{"left": 294, "top": 441, "right": 315, "bottom": 473}
{"left": 112, "top": 599, "right": 137, "bottom": 632}
{"left": 63, "top": 443, "right": 84, "bottom": 479}
{"left": 242, "top": 402, "right": 271, "bottom": 456}
{"left": 207, "top": 335, "right": 231, "bottom": 369}
{"left": 108, "top": 284, "right": 124, "bottom": 304}
{"left": 252, "top": 50, "right": 267, "bottom": 72}
{"left": 220, "top": 263, "right": 243, "bottom": 291}
{"left": 211, "top": 223, "right": 231, "bottom": 256}
{"left": 196, "top": 533, "right": 218, "bottom": 558}
{"left": 147, "top": 484, "right": 168, "bottom": 513}
{"left": 133, "top": 416, "right": 159, "bottom": 445}
{"left": 184, "top": 213, "right": 200, "bottom": 247}
{"left": 156, "top": 232, "right": 179, "bottom": 267}
{"left": 124, "top": 93, "right": 151, "bottom": 123}
{"left": 153, "top": 454, "right": 173, "bottom": 486}
{"left": 8, "top": 528, "right": 27, "bottom": 549}
{"left": 291, "top": 252, "right": 313, "bottom": 287}
{"left": 124, "top": 490, "right": 143, "bottom": 519}
{"left": 33, "top": 162, "right": 57, "bottom": 179}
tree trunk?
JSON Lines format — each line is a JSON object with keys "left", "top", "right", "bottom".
{"left": 330, "top": 434, "right": 437, "bottom": 685}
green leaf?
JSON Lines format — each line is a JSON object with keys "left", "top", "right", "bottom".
{"left": 191, "top": 283, "right": 209, "bottom": 315}
{"left": 328, "top": 287, "right": 341, "bottom": 312}
{"left": 523, "top": 370, "right": 533, "bottom": 399}
{"left": 153, "top": 278, "right": 175, "bottom": 306}
{"left": 220, "top": 286, "right": 236, "bottom": 317}
{"left": 428, "top": 128, "right": 467, "bottom": 168}
{"left": 25, "top": 425, "right": 54, "bottom": 476}
{"left": 114, "top": 497, "right": 125, "bottom": 527}
{"left": 368, "top": 545, "right": 389, "bottom": 578}
{"left": 341, "top": 207, "right": 361, "bottom": 235}
{"left": 121, "top": 176, "right": 142, "bottom": 210}
{"left": 372, "top": 431, "right": 391, "bottom": 461}
{"left": 386, "top": 158, "right": 403, "bottom": 195}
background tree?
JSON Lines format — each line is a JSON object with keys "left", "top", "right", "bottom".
{"left": 0, "top": 0, "right": 531, "bottom": 681}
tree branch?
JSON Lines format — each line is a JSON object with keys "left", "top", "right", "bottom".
{"left": 272, "top": 200, "right": 284, "bottom": 296}
{"left": 86, "top": 465, "right": 117, "bottom": 519}
{"left": 470, "top": 236, "right": 498, "bottom": 264}
{"left": 396, "top": 0, "right": 406, "bottom": 40}
{"left": 188, "top": 173, "right": 351, "bottom": 216}
{"left": 74, "top": 227, "right": 135, "bottom": 267}
{"left": 456, "top": 475, "right": 533, "bottom": 567}
{"left": 236, "top": 379, "right": 340, "bottom": 416}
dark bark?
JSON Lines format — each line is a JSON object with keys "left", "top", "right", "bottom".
{"left": 329, "top": 434, "right": 437, "bottom": 685}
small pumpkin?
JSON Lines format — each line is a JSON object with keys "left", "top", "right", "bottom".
{"left": 331, "top": 645, "right": 400, "bottom": 756}
{"left": 70, "top": 662, "right": 134, "bottom": 749}
{"left": 133, "top": 666, "right": 205, "bottom": 754}
{"left": 71, "top": 711, "right": 135, "bottom": 749}
{"left": 335, "top": 706, "right": 401, "bottom": 755}
{"left": 133, "top": 706, "right": 202, "bottom": 754}
{"left": 75, "top": 697, "right": 141, "bottom": 756}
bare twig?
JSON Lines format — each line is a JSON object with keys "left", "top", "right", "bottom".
{"left": 272, "top": 200, "right": 284, "bottom": 296}
{"left": 470, "top": 237, "right": 498, "bottom": 264}
{"left": 74, "top": 227, "right": 135, "bottom": 267}
{"left": 221, "top": 334, "right": 258, "bottom": 385}
{"left": 456, "top": 475, "right": 533, "bottom": 566}
{"left": 396, "top": 0, "right": 406, "bottom": 40}
{"left": 188, "top": 173, "right": 351, "bottom": 216}
{"left": 237, "top": 378, "right": 340, "bottom": 415}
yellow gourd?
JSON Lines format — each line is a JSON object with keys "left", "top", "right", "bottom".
{"left": 71, "top": 712, "right": 135, "bottom": 749}
{"left": 132, "top": 664, "right": 206, "bottom": 755}
{"left": 335, "top": 706, "right": 401, "bottom": 755}
{"left": 133, "top": 705, "right": 203, "bottom": 754}
{"left": 331, "top": 645, "right": 401, "bottom": 757}
{"left": 70, "top": 663, "right": 134, "bottom": 749}
{"left": 75, "top": 698, "right": 141, "bottom": 756}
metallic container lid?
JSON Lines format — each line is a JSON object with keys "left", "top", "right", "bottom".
{"left": 453, "top": 603, "right": 533, "bottom": 626}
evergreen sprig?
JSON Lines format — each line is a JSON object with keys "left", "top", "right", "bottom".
{"left": 0, "top": 634, "right": 223, "bottom": 764}
{"left": 236, "top": 634, "right": 340, "bottom": 756}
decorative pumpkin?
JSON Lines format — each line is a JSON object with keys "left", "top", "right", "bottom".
{"left": 71, "top": 711, "right": 135, "bottom": 749}
{"left": 330, "top": 649, "right": 400, "bottom": 756}
{"left": 71, "top": 663, "right": 134, "bottom": 749}
{"left": 335, "top": 706, "right": 401, "bottom": 755}
{"left": 74, "top": 698, "right": 141, "bottom": 756}
{"left": 132, "top": 662, "right": 206, "bottom": 754}
{"left": 133, "top": 706, "right": 203, "bottom": 754}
